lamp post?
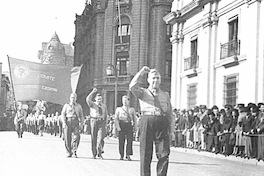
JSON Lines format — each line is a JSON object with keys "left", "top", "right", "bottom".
{"left": 106, "top": 64, "right": 118, "bottom": 112}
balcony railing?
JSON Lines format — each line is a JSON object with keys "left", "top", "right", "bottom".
{"left": 220, "top": 39, "right": 240, "bottom": 60}
{"left": 184, "top": 55, "right": 199, "bottom": 71}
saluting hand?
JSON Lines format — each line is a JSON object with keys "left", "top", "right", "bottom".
{"left": 140, "top": 66, "right": 150, "bottom": 75}
{"left": 92, "top": 88, "right": 97, "bottom": 93}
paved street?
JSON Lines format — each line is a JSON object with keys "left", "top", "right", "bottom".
{"left": 0, "top": 131, "right": 264, "bottom": 176}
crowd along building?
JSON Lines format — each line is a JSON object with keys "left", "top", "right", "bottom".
{"left": 73, "top": 0, "right": 173, "bottom": 115}
{"left": 164, "top": 0, "right": 264, "bottom": 110}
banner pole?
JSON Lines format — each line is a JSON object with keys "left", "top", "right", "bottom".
{"left": 7, "top": 55, "right": 17, "bottom": 111}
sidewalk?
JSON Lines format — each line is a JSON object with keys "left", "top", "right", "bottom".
{"left": 171, "top": 147, "right": 264, "bottom": 166}
{"left": 111, "top": 136, "right": 264, "bottom": 166}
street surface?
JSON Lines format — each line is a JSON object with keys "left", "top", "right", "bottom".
{"left": 0, "top": 131, "right": 264, "bottom": 176}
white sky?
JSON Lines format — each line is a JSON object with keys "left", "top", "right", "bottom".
{"left": 0, "top": 0, "right": 85, "bottom": 72}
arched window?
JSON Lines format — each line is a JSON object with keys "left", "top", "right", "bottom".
{"left": 115, "top": 16, "right": 131, "bottom": 44}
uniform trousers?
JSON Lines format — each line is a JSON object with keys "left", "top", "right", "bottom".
{"left": 64, "top": 119, "right": 80, "bottom": 155}
{"left": 139, "top": 115, "right": 170, "bottom": 176}
{"left": 15, "top": 122, "right": 24, "bottom": 138}
{"left": 90, "top": 119, "right": 106, "bottom": 157}
{"left": 118, "top": 121, "right": 133, "bottom": 158}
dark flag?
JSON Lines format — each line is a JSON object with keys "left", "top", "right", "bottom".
{"left": 8, "top": 56, "right": 82, "bottom": 105}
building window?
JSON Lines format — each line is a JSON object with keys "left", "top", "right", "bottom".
{"left": 224, "top": 74, "right": 238, "bottom": 106}
{"left": 116, "top": 52, "right": 129, "bottom": 75}
{"left": 220, "top": 16, "right": 240, "bottom": 59}
{"left": 228, "top": 16, "right": 238, "bottom": 41}
{"left": 115, "top": 16, "right": 131, "bottom": 44}
{"left": 187, "top": 83, "right": 197, "bottom": 109}
{"left": 165, "top": 53, "right": 172, "bottom": 77}
{"left": 184, "top": 38, "right": 199, "bottom": 71}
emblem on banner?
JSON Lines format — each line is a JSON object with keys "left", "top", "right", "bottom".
{"left": 13, "top": 64, "right": 30, "bottom": 79}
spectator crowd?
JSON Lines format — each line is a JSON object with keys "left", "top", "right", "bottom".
{"left": 172, "top": 103, "right": 264, "bottom": 162}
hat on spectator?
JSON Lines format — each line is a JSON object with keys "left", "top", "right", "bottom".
{"left": 258, "top": 102, "right": 264, "bottom": 108}
{"left": 236, "top": 103, "right": 245, "bottom": 109}
{"left": 199, "top": 105, "right": 207, "bottom": 109}
{"left": 224, "top": 104, "right": 233, "bottom": 110}
{"left": 211, "top": 105, "right": 219, "bottom": 110}
{"left": 219, "top": 109, "right": 226, "bottom": 114}
{"left": 247, "top": 103, "right": 256, "bottom": 109}
{"left": 240, "top": 106, "right": 249, "bottom": 113}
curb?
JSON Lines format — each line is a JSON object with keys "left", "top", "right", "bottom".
{"left": 170, "top": 147, "right": 264, "bottom": 166}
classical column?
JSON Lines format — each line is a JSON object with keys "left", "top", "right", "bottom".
{"left": 177, "top": 22, "right": 184, "bottom": 109}
{"left": 170, "top": 24, "right": 179, "bottom": 108}
{"left": 201, "top": 3, "right": 213, "bottom": 107}
{"left": 210, "top": 1, "right": 219, "bottom": 106}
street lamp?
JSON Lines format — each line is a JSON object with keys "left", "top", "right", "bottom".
{"left": 106, "top": 64, "right": 118, "bottom": 112}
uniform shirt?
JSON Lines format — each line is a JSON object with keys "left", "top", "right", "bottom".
{"left": 61, "top": 103, "right": 84, "bottom": 127}
{"left": 115, "top": 106, "right": 137, "bottom": 129}
{"left": 129, "top": 72, "right": 175, "bottom": 133}
{"left": 14, "top": 109, "right": 27, "bottom": 125}
{"left": 87, "top": 100, "right": 108, "bottom": 120}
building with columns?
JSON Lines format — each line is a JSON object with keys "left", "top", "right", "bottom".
{"left": 164, "top": 0, "right": 264, "bottom": 109}
{"left": 74, "top": 0, "right": 173, "bottom": 115}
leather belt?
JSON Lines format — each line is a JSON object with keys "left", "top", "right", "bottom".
{"left": 66, "top": 116, "right": 78, "bottom": 121}
{"left": 142, "top": 111, "right": 164, "bottom": 116}
{"left": 90, "top": 117, "right": 104, "bottom": 121}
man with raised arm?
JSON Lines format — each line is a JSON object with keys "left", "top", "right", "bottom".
{"left": 129, "top": 66, "right": 175, "bottom": 176}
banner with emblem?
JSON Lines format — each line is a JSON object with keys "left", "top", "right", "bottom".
{"left": 8, "top": 56, "right": 82, "bottom": 105}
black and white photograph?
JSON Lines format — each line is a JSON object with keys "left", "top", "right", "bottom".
{"left": 1, "top": 0, "right": 264, "bottom": 176}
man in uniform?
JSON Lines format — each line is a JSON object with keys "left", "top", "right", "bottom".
{"left": 86, "top": 88, "right": 108, "bottom": 159}
{"left": 129, "top": 66, "right": 175, "bottom": 176}
{"left": 14, "top": 103, "right": 27, "bottom": 138}
{"left": 115, "top": 95, "right": 137, "bottom": 161}
{"left": 61, "top": 93, "right": 84, "bottom": 158}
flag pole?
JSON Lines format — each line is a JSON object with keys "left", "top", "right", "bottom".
{"left": 7, "top": 55, "right": 17, "bottom": 111}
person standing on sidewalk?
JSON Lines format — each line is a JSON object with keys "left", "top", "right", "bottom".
{"left": 129, "top": 66, "right": 175, "bottom": 176}
{"left": 61, "top": 93, "right": 84, "bottom": 158}
{"left": 14, "top": 103, "right": 27, "bottom": 138}
{"left": 86, "top": 88, "right": 108, "bottom": 159}
{"left": 115, "top": 95, "right": 137, "bottom": 161}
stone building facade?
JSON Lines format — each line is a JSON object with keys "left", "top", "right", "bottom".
{"left": 74, "top": 0, "right": 173, "bottom": 115}
{"left": 38, "top": 32, "right": 74, "bottom": 66}
{"left": 164, "top": 0, "right": 264, "bottom": 109}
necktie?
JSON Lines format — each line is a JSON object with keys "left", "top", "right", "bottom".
{"left": 126, "top": 108, "right": 131, "bottom": 122}
{"left": 152, "top": 89, "right": 163, "bottom": 113}
{"left": 98, "top": 104, "right": 102, "bottom": 116}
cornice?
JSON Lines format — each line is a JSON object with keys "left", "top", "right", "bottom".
{"left": 245, "top": 0, "right": 262, "bottom": 6}
{"left": 163, "top": 0, "right": 218, "bottom": 25}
